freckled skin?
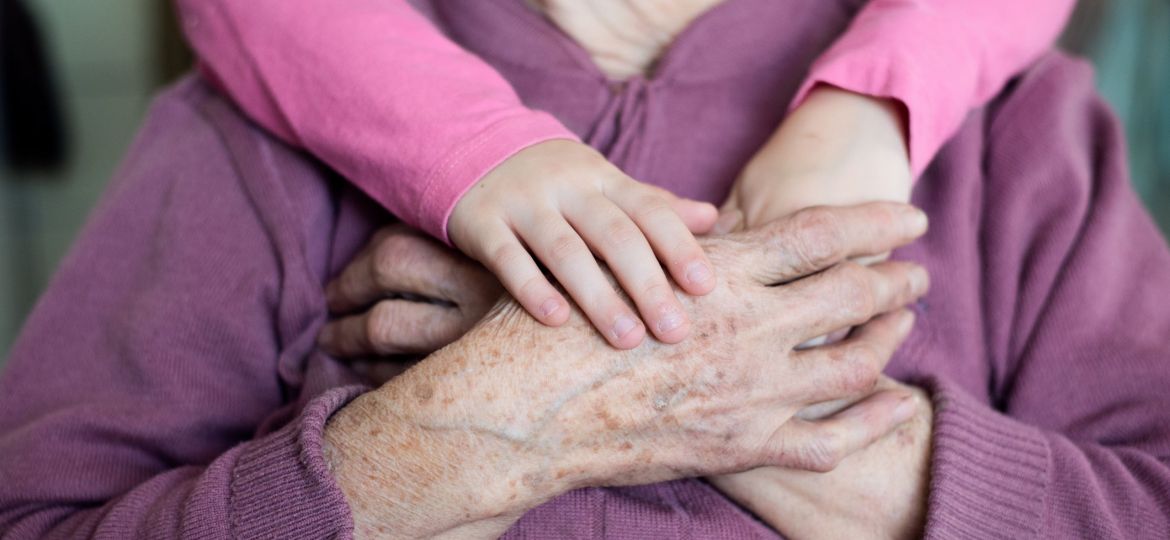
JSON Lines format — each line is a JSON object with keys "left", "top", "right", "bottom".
{"left": 596, "top": 408, "right": 621, "bottom": 430}
{"left": 413, "top": 384, "right": 434, "bottom": 402}
{"left": 321, "top": 204, "right": 929, "bottom": 539}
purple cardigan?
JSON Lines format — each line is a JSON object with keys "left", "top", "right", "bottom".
{"left": 3, "top": 1, "right": 1170, "bottom": 537}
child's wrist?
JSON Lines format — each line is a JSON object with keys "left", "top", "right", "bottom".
{"left": 801, "top": 85, "right": 909, "bottom": 159}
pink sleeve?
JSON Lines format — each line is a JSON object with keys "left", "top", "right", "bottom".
{"left": 175, "top": 0, "right": 578, "bottom": 243}
{"left": 790, "top": 0, "right": 1076, "bottom": 177}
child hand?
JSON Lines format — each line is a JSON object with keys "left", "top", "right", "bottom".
{"left": 448, "top": 139, "right": 718, "bottom": 349}
{"left": 723, "top": 86, "right": 913, "bottom": 242}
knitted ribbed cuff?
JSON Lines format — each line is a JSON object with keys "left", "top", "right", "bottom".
{"left": 230, "top": 385, "right": 368, "bottom": 539}
{"left": 922, "top": 377, "right": 1051, "bottom": 540}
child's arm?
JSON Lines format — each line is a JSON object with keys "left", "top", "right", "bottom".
{"left": 727, "top": 0, "right": 1077, "bottom": 229}
{"left": 175, "top": 0, "right": 571, "bottom": 244}
{"left": 174, "top": 1, "right": 718, "bottom": 349}
{"left": 793, "top": 0, "right": 1078, "bottom": 178}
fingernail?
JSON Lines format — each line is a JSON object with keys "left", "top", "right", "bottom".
{"left": 685, "top": 261, "right": 712, "bottom": 285}
{"left": 656, "top": 310, "right": 685, "bottom": 334}
{"left": 910, "top": 267, "right": 930, "bottom": 296}
{"left": 540, "top": 298, "right": 560, "bottom": 318}
{"left": 613, "top": 315, "right": 638, "bottom": 340}
{"left": 893, "top": 395, "right": 917, "bottom": 422}
{"left": 898, "top": 310, "right": 916, "bottom": 336}
{"left": 904, "top": 208, "right": 928, "bottom": 236}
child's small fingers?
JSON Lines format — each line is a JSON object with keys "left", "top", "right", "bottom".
{"left": 608, "top": 185, "right": 716, "bottom": 296}
{"left": 475, "top": 223, "right": 569, "bottom": 326}
{"left": 566, "top": 198, "right": 691, "bottom": 344}
{"left": 670, "top": 199, "right": 719, "bottom": 234}
{"left": 517, "top": 213, "right": 646, "bottom": 349}
{"left": 636, "top": 183, "right": 719, "bottom": 234}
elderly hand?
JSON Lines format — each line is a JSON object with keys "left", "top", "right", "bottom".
{"left": 710, "top": 376, "right": 934, "bottom": 539}
{"left": 714, "top": 93, "right": 927, "bottom": 535}
{"left": 322, "top": 202, "right": 930, "bottom": 539}
{"left": 722, "top": 85, "right": 912, "bottom": 236}
{"left": 318, "top": 224, "right": 502, "bottom": 359}
{"left": 449, "top": 140, "right": 719, "bottom": 349}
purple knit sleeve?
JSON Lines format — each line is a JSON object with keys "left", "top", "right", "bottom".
{"left": 919, "top": 57, "right": 1170, "bottom": 538}
{"left": 0, "top": 80, "right": 362, "bottom": 538}
{"left": 229, "top": 386, "right": 364, "bottom": 538}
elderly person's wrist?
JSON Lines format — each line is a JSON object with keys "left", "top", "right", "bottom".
{"left": 321, "top": 358, "right": 563, "bottom": 539}
{"left": 316, "top": 202, "right": 932, "bottom": 539}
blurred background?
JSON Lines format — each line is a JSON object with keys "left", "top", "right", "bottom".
{"left": 1, "top": 0, "right": 1169, "bottom": 360}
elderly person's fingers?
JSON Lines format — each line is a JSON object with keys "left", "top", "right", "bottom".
{"left": 325, "top": 225, "right": 499, "bottom": 314}
{"left": 319, "top": 299, "right": 471, "bottom": 357}
{"left": 775, "top": 261, "right": 928, "bottom": 345}
{"left": 791, "top": 310, "right": 915, "bottom": 404}
{"left": 744, "top": 203, "right": 928, "bottom": 285}
{"left": 764, "top": 388, "right": 919, "bottom": 473}
{"left": 338, "top": 201, "right": 935, "bottom": 504}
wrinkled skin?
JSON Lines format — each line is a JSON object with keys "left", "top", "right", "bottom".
{"left": 317, "top": 10, "right": 928, "bottom": 535}
{"left": 707, "top": 84, "right": 930, "bottom": 539}
{"left": 710, "top": 375, "right": 934, "bottom": 540}
{"left": 319, "top": 226, "right": 500, "bottom": 355}
{"left": 449, "top": 140, "right": 719, "bottom": 349}
{"left": 320, "top": 203, "right": 930, "bottom": 539}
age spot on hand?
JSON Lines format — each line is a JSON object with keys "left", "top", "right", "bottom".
{"left": 413, "top": 384, "right": 435, "bottom": 402}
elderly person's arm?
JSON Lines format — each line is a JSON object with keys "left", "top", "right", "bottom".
{"left": 319, "top": 202, "right": 931, "bottom": 538}
{"left": 715, "top": 59, "right": 1170, "bottom": 539}
{"left": 0, "top": 83, "right": 363, "bottom": 538}
{"left": 0, "top": 81, "right": 928, "bottom": 537}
